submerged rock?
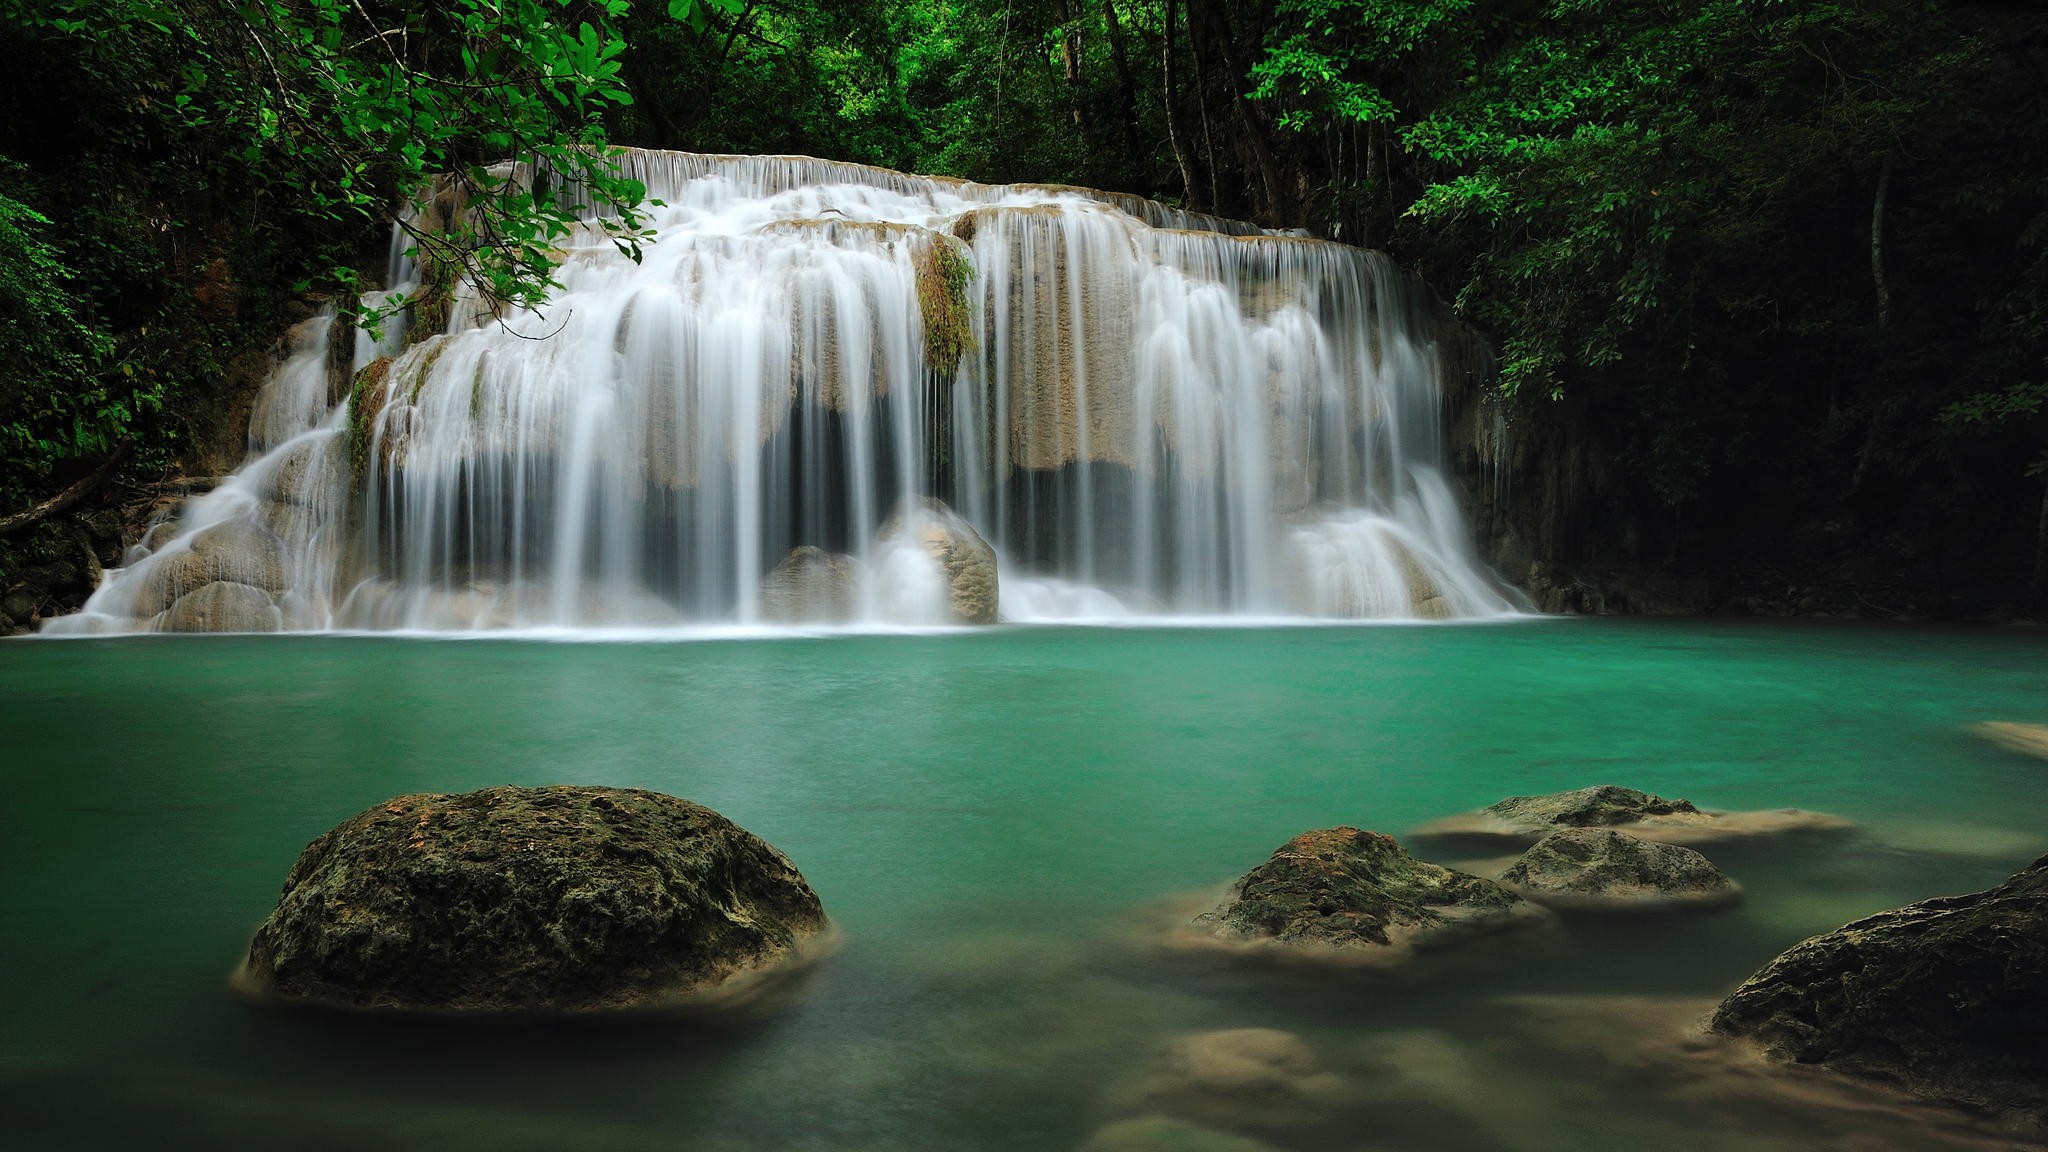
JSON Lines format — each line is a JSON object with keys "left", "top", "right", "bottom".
{"left": 234, "top": 785, "right": 830, "bottom": 1016}
{"left": 1497, "top": 828, "right": 1740, "bottom": 910}
{"left": 1115, "top": 1028, "right": 1354, "bottom": 1139}
{"left": 1976, "top": 721, "right": 2048, "bottom": 761}
{"left": 1079, "top": 1115, "right": 1288, "bottom": 1152}
{"left": 1185, "top": 827, "right": 1542, "bottom": 962}
{"left": 759, "top": 546, "right": 863, "bottom": 624}
{"left": 1413, "top": 784, "right": 1850, "bottom": 846}
{"left": 876, "top": 497, "right": 999, "bottom": 624}
{"left": 1710, "top": 854, "right": 2048, "bottom": 1134}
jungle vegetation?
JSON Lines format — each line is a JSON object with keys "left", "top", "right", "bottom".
{"left": 2, "top": 0, "right": 2043, "bottom": 614}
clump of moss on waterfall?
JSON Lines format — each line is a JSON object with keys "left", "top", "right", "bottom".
{"left": 915, "top": 236, "right": 975, "bottom": 373}
{"left": 407, "top": 338, "right": 449, "bottom": 404}
{"left": 347, "top": 357, "right": 393, "bottom": 478}
{"left": 406, "top": 244, "right": 460, "bottom": 346}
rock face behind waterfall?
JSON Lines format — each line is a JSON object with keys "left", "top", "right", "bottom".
{"left": 234, "top": 786, "right": 830, "bottom": 1016}
{"left": 1498, "top": 828, "right": 1740, "bottom": 910}
{"left": 1710, "top": 855, "right": 2048, "bottom": 1133}
{"left": 1187, "top": 827, "right": 1542, "bottom": 962}
{"left": 760, "top": 546, "right": 863, "bottom": 624}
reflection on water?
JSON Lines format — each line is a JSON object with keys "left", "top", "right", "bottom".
{"left": 1, "top": 619, "right": 2045, "bottom": 1149}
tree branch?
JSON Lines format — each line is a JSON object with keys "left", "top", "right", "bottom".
{"left": 0, "top": 444, "right": 132, "bottom": 538}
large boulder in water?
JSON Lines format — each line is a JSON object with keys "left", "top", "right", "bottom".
{"left": 1413, "top": 784, "right": 1849, "bottom": 846}
{"left": 759, "top": 546, "right": 863, "bottom": 624}
{"left": 875, "top": 497, "right": 998, "bottom": 624}
{"left": 1185, "top": 827, "right": 1543, "bottom": 963}
{"left": 1497, "top": 828, "right": 1740, "bottom": 910}
{"left": 233, "top": 785, "right": 830, "bottom": 1016}
{"left": 1710, "top": 855, "right": 2048, "bottom": 1134}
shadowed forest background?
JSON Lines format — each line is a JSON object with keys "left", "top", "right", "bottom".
{"left": 2, "top": 0, "right": 2044, "bottom": 625}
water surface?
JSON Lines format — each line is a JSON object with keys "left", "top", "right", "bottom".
{"left": 3, "top": 619, "right": 2043, "bottom": 1150}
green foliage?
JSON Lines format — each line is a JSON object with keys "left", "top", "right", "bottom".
{"left": 0, "top": 175, "right": 141, "bottom": 489}
{"left": 1250, "top": 0, "right": 1476, "bottom": 131}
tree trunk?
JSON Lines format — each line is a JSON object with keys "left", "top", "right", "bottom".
{"left": 1196, "top": 4, "right": 1291, "bottom": 221}
{"left": 0, "top": 445, "right": 130, "bottom": 538}
{"left": 1187, "top": 2, "right": 1222, "bottom": 210}
{"left": 1162, "top": 0, "right": 1197, "bottom": 207}
{"left": 1054, "top": 1, "right": 1087, "bottom": 133}
{"left": 1100, "top": 0, "right": 1140, "bottom": 163}
{"left": 1871, "top": 150, "right": 1893, "bottom": 333}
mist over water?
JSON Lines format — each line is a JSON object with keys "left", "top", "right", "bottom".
{"left": 54, "top": 152, "right": 1519, "bottom": 634}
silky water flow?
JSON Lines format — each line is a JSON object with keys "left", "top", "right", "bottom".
{"left": 53, "top": 153, "right": 1522, "bottom": 634}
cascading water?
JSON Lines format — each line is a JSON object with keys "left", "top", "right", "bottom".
{"left": 52, "top": 152, "right": 1523, "bottom": 634}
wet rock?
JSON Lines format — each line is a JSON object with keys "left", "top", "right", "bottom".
{"left": 1710, "top": 854, "right": 2048, "bottom": 1135}
{"left": 1413, "top": 784, "right": 1850, "bottom": 846}
{"left": 1497, "top": 828, "right": 1740, "bottom": 910}
{"left": 1487, "top": 784, "right": 1702, "bottom": 829}
{"left": 877, "top": 497, "right": 998, "bottom": 624}
{"left": 138, "top": 520, "right": 288, "bottom": 615}
{"left": 1, "top": 590, "right": 37, "bottom": 622}
{"left": 161, "top": 581, "right": 282, "bottom": 633}
{"left": 260, "top": 439, "right": 347, "bottom": 507}
{"left": 234, "top": 785, "right": 830, "bottom": 1016}
{"left": 1186, "top": 827, "right": 1542, "bottom": 962}
{"left": 760, "top": 546, "right": 862, "bottom": 624}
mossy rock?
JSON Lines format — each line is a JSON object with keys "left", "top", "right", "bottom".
{"left": 1189, "top": 827, "right": 1541, "bottom": 961}
{"left": 1486, "top": 785, "right": 1702, "bottom": 829}
{"left": 1498, "top": 828, "right": 1739, "bottom": 910}
{"left": 234, "top": 785, "right": 831, "bottom": 1017}
{"left": 1414, "top": 784, "right": 1849, "bottom": 846}
{"left": 1710, "top": 854, "right": 2048, "bottom": 1134}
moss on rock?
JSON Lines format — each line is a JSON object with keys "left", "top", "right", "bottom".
{"left": 1191, "top": 827, "right": 1539, "bottom": 959}
{"left": 1498, "top": 828, "right": 1739, "bottom": 909}
{"left": 346, "top": 356, "right": 393, "bottom": 479}
{"left": 915, "top": 234, "right": 976, "bottom": 373}
{"left": 1710, "top": 854, "right": 2048, "bottom": 1134}
{"left": 234, "top": 785, "right": 831, "bottom": 1016}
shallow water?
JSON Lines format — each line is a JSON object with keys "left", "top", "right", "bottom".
{"left": 2, "top": 618, "right": 2044, "bottom": 1150}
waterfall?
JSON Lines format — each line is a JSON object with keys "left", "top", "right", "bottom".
{"left": 50, "top": 152, "right": 1523, "bottom": 634}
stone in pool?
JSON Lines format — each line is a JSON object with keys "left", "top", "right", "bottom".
{"left": 1184, "top": 827, "right": 1544, "bottom": 963}
{"left": 1412, "top": 784, "right": 1850, "bottom": 846}
{"left": 1976, "top": 721, "right": 2048, "bottom": 761}
{"left": 233, "top": 785, "right": 830, "bottom": 1016}
{"left": 1496, "top": 828, "right": 1741, "bottom": 910}
{"left": 1114, "top": 1028, "right": 1355, "bottom": 1139}
{"left": 1710, "top": 853, "right": 2048, "bottom": 1135}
